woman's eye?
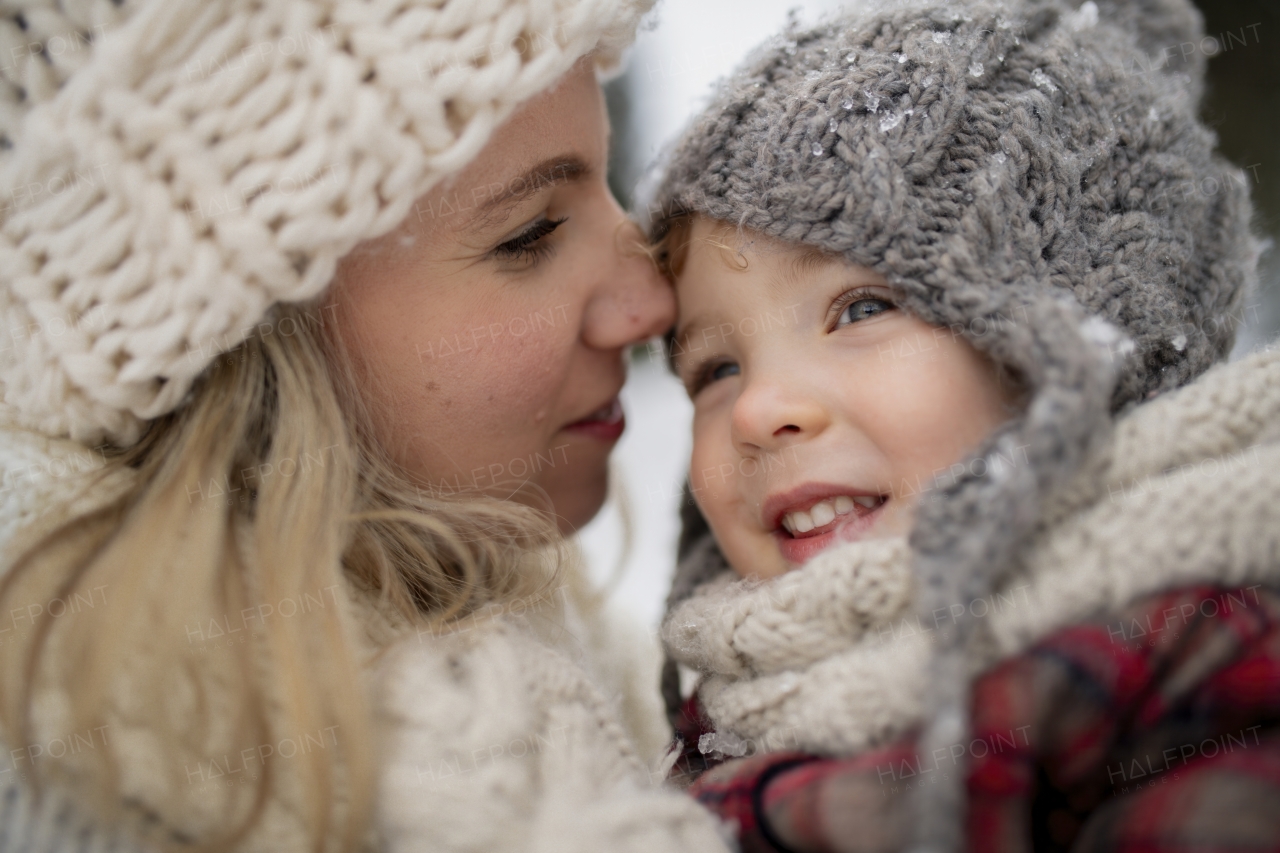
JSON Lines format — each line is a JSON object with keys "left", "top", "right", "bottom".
{"left": 688, "top": 360, "right": 740, "bottom": 396}
{"left": 489, "top": 216, "right": 567, "bottom": 265}
{"left": 835, "top": 295, "right": 895, "bottom": 328}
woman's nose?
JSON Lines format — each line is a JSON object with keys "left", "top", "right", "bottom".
{"left": 731, "top": 371, "right": 830, "bottom": 454}
{"left": 581, "top": 204, "right": 676, "bottom": 351}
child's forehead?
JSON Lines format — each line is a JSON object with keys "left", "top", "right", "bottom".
{"left": 676, "top": 217, "right": 880, "bottom": 294}
{"left": 685, "top": 218, "right": 823, "bottom": 265}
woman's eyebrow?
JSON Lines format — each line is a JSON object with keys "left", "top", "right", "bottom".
{"left": 466, "top": 155, "right": 589, "bottom": 229}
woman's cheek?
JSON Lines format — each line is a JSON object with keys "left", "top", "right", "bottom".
{"left": 448, "top": 330, "right": 568, "bottom": 425}
{"left": 386, "top": 319, "right": 575, "bottom": 492}
{"left": 471, "top": 322, "right": 571, "bottom": 418}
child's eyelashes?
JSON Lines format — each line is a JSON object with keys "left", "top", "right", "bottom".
{"left": 833, "top": 287, "right": 897, "bottom": 329}
{"left": 488, "top": 215, "right": 568, "bottom": 266}
{"left": 684, "top": 358, "right": 740, "bottom": 397}
{"left": 676, "top": 286, "right": 895, "bottom": 398}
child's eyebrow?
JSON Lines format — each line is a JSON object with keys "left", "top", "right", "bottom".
{"left": 772, "top": 250, "right": 886, "bottom": 299}
{"left": 770, "top": 247, "right": 839, "bottom": 295}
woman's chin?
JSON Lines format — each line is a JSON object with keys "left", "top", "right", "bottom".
{"left": 532, "top": 452, "right": 609, "bottom": 534}
{"left": 552, "top": 477, "right": 608, "bottom": 534}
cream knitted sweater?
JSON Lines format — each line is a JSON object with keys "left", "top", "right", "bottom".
{"left": 0, "top": 430, "right": 728, "bottom": 851}
{"left": 662, "top": 349, "right": 1280, "bottom": 758}
{"left": 371, "top": 604, "right": 728, "bottom": 853}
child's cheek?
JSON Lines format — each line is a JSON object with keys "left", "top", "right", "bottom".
{"left": 851, "top": 323, "right": 1014, "bottom": 514}
{"left": 871, "top": 494, "right": 923, "bottom": 541}
{"left": 688, "top": 406, "right": 790, "bottom": 580}
{"left": 688, "top": 408, "right": 734, "bottom": 522}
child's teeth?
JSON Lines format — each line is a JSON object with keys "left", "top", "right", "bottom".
{"left": 810, "top": 500, "right": 836, "bottom": 527}
{"left": 782, "top": 495, "right": 884, "bottom": 535}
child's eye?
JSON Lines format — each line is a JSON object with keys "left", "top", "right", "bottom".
{"left": 686, "top": 359, "right": 740, "bottom": 396}
{"left": 834, "top": 288, "right": 896, "bottom": 329}
{"left": 489, "top": 216, "right": 567, "bottom": 266}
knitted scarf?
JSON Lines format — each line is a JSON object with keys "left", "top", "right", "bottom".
{"left": 662, "top": 348, "right": 1280, "bottom": 759}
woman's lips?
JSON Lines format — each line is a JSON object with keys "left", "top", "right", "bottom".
{"left": 562, "top": 397, "right": 625, "bottom": 442}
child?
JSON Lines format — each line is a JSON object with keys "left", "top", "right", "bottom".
{"left": 648, "top": 0, "right": 1280, "bottom": 850}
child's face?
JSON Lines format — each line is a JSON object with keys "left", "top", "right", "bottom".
{"left": 672, "top": 219, "right": 1020, "bottom": 579}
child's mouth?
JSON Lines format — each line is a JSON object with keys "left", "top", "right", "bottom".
{"left": 765, "top": 489, "right": 888, "bottom": 566}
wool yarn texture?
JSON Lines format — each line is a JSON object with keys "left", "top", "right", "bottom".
{"left": 373, "top": 601, "right": 732, "bottom": 853}
{"left": 648, "top": 0, "right": 1261, "bottom": 848}
{"left": 662, "top": 345, "right": 1280, "bottom": 794}
{"left": 0, "top": 0, "right": 651, "bottom": 446}
{"left": 0, "top": 425, "right": 732, "bottom": 852}
{"left": 0, "top": 1, "right": 740, "bottom": 849}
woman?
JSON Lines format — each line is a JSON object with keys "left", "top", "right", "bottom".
{"left": 0, "top": 1, "right": 727, "bottom": 850}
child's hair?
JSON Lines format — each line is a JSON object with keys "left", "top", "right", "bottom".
{"left": 0, "top": 303, "right": 562, "bottom": 851}
{"left": 652, "top": 214, "right": 765, "bottom": 280}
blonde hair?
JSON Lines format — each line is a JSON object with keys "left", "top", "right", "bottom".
{"left": 0, "top": 303, "right": 562, "bottom": 850}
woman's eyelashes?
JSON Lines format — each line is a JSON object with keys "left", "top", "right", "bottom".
{"left": 833, "top": 287, "right": 896, "bottom": 329}
{"left": 488, "top": 215, "right": 568, "bottom": 266}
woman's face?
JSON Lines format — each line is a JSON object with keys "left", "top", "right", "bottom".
{"left": 328, "top": 62, "right": 673, "bottom": 532}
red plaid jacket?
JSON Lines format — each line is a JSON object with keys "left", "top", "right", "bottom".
{"left": 673, "top": 584, "right": 1280, "bottom": 853}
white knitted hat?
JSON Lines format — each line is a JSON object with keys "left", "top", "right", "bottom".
{"left": 0, "top": 0, "right": 652, "bottom": 446}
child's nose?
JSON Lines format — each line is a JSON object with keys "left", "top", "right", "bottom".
{"left": 730, "top": 375, "right": 829, "bottom": 453}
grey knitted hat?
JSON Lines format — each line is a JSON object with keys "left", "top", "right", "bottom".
{"left": 649, "top": 0, "right": 1258, "bottom": 849}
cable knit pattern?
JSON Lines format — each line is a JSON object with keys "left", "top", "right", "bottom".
{"left": 663, "top": 348, "right": 1280, "bottom": 758}
{"left": 0, "top": 0, "right": 651, "bottom": 445}
{"left": 649, "top": 3, "right": 1262, "bottom": 844}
